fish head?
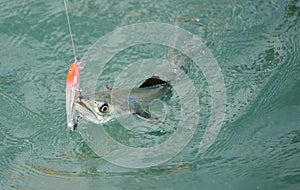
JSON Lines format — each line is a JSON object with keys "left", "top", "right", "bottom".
{"left": 74, "top": 96, "right": 114, "bottom": 125}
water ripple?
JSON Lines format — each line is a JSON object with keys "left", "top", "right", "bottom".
{"left": 0, "top": 92, "right": 44, "bottom": 139}
{"left": 0, "top": 0, "right": 299, "bottom": 188}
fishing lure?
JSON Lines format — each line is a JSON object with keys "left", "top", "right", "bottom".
{"left": 66, "top": 60, "right": 86, "bottom": 130}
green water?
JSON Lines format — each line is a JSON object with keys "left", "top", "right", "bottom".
{"left": 0, "top": 0, "right": 299, "bottom": 189}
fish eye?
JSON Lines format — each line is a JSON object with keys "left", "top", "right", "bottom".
{"left": 99, "top": 103, "right": 109, "bottom": 113}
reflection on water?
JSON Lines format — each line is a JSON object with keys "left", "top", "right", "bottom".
{"left": 0, "top": 0, "right": 299, "bottom": 189}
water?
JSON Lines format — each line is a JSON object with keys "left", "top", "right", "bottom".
{"left": 0, "top": 0, "right": 299, "bottom": 189}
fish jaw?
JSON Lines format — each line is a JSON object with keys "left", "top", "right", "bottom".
{"left": 66, "top": 61, "right": 85, "bottom": 130}
{"left": 74, "top": 98, "right": 100, "bottom": 124}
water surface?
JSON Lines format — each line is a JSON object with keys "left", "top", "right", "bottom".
{"left": 0, "top": 0, "right": 299, "bottom": 189}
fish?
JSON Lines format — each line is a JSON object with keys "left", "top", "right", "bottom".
{"left": 66, "top": 60, "right": 86, "bottom": 130}
{"left": 73, "top": 77, "right": 172, "bottom": 125}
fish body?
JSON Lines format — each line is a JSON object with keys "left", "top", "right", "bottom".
{"left": 74, "top": 77, "right": 171, "bottom": 125}
{"left": 66, "top": 60, "right": 86, "bottom": 130}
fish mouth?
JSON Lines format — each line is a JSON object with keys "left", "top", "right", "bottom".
{"left": 74, "top": 97, "right": 102, "bottom": 124}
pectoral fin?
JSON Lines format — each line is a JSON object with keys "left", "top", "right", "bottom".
{"left": 135, "top": 110, "right": 151, "bottom": 119}
{"left": 135, "top": 110, "right": 164, "bottom": 123}
{"left": 129, "top": 96, "right": 150, "bottom": 119}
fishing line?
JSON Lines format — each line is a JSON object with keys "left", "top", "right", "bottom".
{"left": 63, "top": 0, "right": 77, "bottom": 62}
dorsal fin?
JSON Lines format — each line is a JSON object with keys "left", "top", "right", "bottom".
{"left": 139, "top": 76, "right": 168, "bottom": 88}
